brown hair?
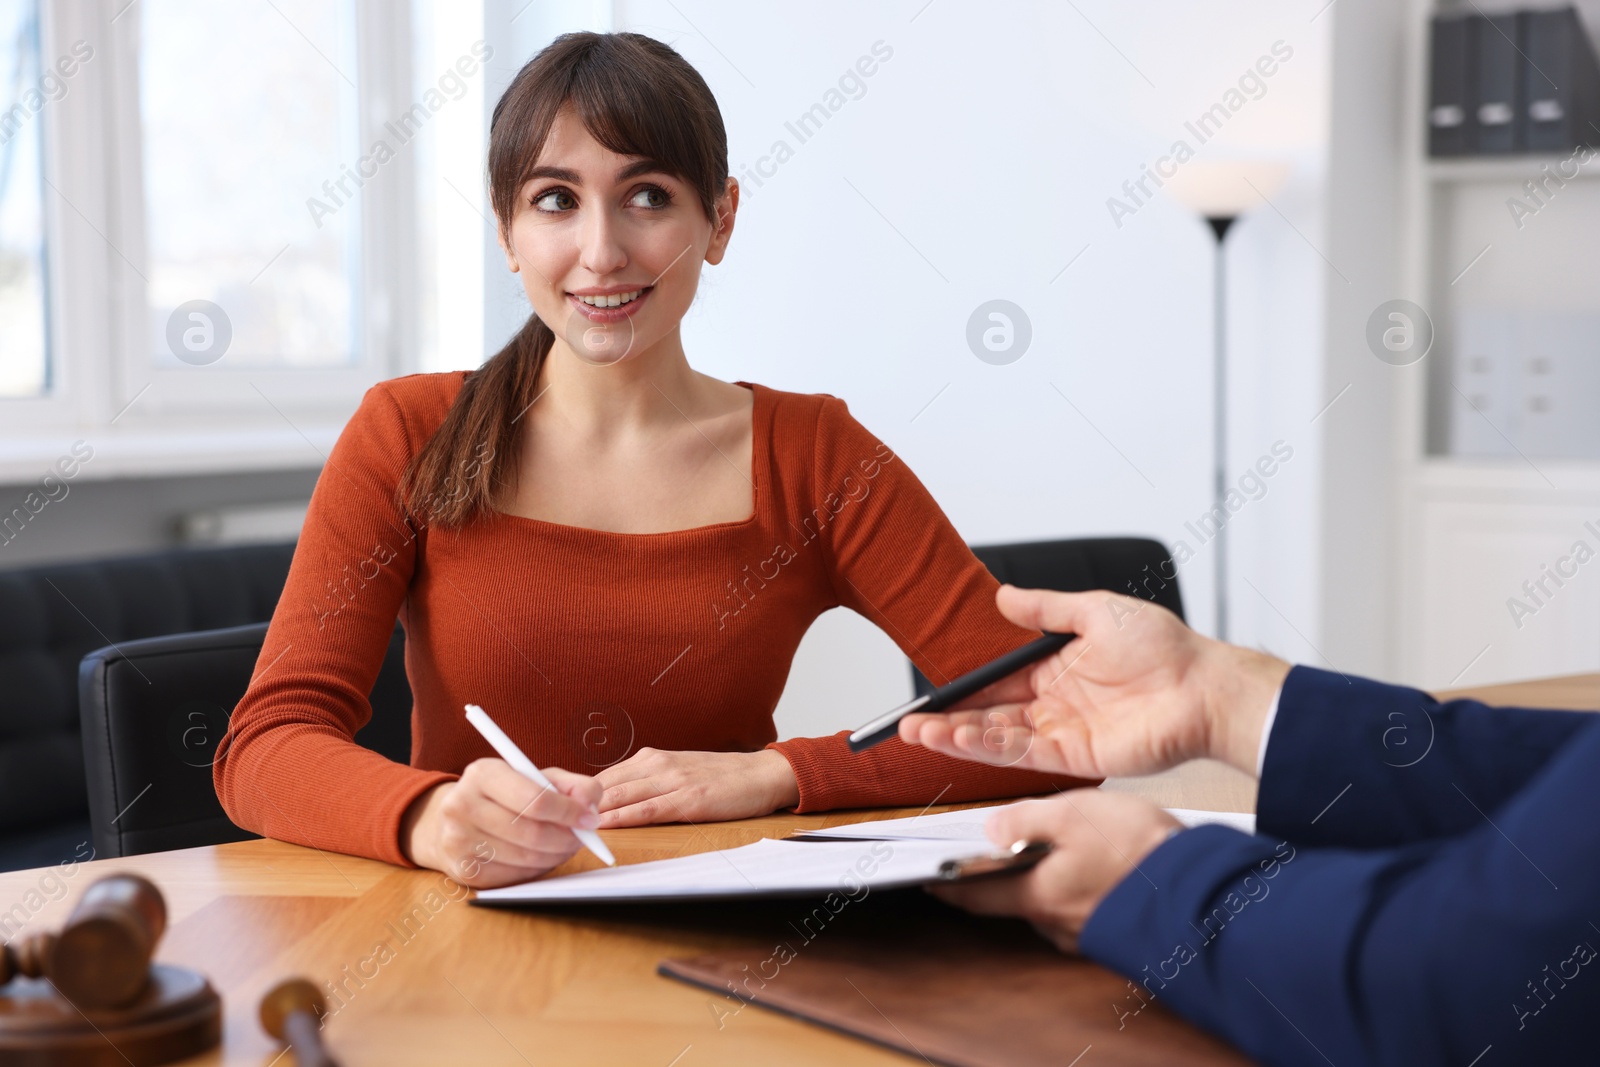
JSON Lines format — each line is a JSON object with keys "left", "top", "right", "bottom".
{"left": 396, "top": 31, "right": 729, "bottom": 530}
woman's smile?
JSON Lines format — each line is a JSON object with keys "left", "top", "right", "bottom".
{"left": 566, "top": 284, "right": 654, "bottom": 324}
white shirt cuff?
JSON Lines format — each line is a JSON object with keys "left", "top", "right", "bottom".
{"left": 1255, "top": 684, "right": 1283, "bottom": 779}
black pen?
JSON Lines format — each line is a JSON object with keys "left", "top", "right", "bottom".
{"left": 846, "top": 631, "right": 1075, "bottom": 752}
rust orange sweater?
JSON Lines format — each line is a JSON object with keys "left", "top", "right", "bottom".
{"left": 215, "top": 372, "right": 1086, "bottom": 866}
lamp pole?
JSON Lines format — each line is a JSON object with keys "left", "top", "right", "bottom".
{"left": 1206, "top": 214, "right": 1236, "bottom": 642}
{"left": 1165, "top": 158, "right": 1288, "bottom": 643}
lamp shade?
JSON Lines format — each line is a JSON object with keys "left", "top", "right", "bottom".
{"left": 1165, "top": 159, "right": 1290, "bottom": 218}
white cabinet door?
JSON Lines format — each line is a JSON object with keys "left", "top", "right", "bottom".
{"left": 1413, "top": 498, "right": 1600, "bottom": 689}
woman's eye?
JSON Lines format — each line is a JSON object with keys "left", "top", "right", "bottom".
{"left": 629, "top": 186, "right": 672, "bottom": 209}
{"left": 532, "top": 189, "right": 575, "bottom": 212}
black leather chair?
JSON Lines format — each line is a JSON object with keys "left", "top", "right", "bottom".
{"left": 77, "top": 621, "right": 412, "bottom": 858}
{"left": 911, "top": 537, "right": 1184, "bottom": 697}
{"left": 0, "top": 542, "right": 298, "bottom": 871}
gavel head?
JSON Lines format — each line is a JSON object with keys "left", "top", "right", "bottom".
{"left": 49, "top": 872, "right": 168, "bottom": 1010}
{"left": 259, "top": 978, "right": 328, "bottom": 1039}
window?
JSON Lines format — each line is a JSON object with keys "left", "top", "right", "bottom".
{"left": 0, "top": 0, "right": 483, "bottom": 479}
{"left": 90, "top": 0, "right": 422, "bottom": 421}
{"left": 0, "top": 0, "right": 50, "bottom": 398}
{"left": 138, "top": 0, "right": 363, "bottom": 370}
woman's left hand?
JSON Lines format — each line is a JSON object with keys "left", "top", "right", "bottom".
{"left": 594, "top": 747, "right": 801, "bottom": 827}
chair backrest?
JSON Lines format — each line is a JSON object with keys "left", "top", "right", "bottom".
{"left": 0, "top": 542, "right": 297, "bottom": 849}
{"left": 911, "top": 537, "right": 1184, "bottom": 697}
{"left": 78, "top": 620, "right": 412, "bottom": 858}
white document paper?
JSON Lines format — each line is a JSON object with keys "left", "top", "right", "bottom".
{"left": 472, "top": 836, "right": 1002, "bottom": 906}
{"left": 789, "top": 801, "right": 1256, "bottom": 841}
{"left": 472, "top": 802, "right": 1257, "bottom": 907}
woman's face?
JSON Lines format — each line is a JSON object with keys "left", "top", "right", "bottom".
{"left": 498, "top": 105, "right": 736, "bottom": 368}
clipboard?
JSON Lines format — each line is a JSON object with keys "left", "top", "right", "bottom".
{"left": 470, "top": 838, "right": 1051, "bottom": 908}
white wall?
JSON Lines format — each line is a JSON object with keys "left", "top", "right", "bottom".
{"left": 590, "top": 2, "right": 1333, "bottom": 737}
{"left": 0, "top": 468, "right": 319, "bottom": 569}
{"left": 1315, "top": 0, "right": 1406, "bottom": 683}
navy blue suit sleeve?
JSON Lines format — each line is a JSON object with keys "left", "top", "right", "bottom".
{"left": 1079, "top": 717, "right": 1600, "bottom": 1066}
{"left": 1256, "top": 665, "right": 1593, "bottom": 847}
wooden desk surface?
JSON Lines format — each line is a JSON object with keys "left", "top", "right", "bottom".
{"left": 4, "top": 672, "right": 1594, "bottom": 1064}
{"left": 0, "top": 803, "right": 1127, "bottom": 1067}
{"left": 1436, "top": 670, "right": 1600, "bottom": 712}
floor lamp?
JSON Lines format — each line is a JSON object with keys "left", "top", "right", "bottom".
{"left": 1166, "top": 161, "right": 1288, "bottom": 641}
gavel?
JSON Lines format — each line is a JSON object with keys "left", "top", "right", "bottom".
{"left": 0, "top": 872, "right": 224, "bottom": 1066}
{"left": 0, "top": 872, "right": 166, "bottom": 1009}
{"left": 260, "top": 978, "right": 341, "bottom": 1067}
{"left": 0, "top": 873, "right": 336, "bottom": 1066}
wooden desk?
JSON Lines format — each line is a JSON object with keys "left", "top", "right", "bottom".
{"left": 4, "top": 800, "right": 1221, "bottom": 1066}
{"left": 3, "top": 672, "right": 1593, "bottom": 1064}
{"left": 1438, "top": 670, "right": 1600, "bottom": 712}
{"left": 0, "top": 808, "right": 975, "bottom": 1065}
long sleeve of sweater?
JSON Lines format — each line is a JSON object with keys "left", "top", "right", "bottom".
{"left": 214, "top": 382, "right": 454, "bottom": 866}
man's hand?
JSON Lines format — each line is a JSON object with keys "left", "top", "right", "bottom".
{"left": 931, "top": 790, "right": 1180, "bottom": 953}
{"left": 898, "top": 585, "right": 1289, "bottom": 779}
{"left": 595, "top": 748, "right": 801, "bottom": 827}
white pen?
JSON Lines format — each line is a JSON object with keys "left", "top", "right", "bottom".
{"left": 464, "top": 703, "right": 616, "bottom": 867}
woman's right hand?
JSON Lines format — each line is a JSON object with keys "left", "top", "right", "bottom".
{"left": 897, "top": 585, "right": 1290, "bottom": 781}
{"left": 400, "top": 758, "right": 604, "bottom": 888}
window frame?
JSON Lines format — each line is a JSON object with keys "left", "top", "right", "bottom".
{"left": 2, "top": 0, "right": 81, "bottom": 433}
{"left": 0, "top": 0, "right": 421, "bottom": 478}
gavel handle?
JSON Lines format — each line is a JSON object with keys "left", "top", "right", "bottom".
{"left": 283, "top": 1009, "right": 341, "bottom": 1067}
{"left": 0, "top": 934, "right": 52, "bottom": 986}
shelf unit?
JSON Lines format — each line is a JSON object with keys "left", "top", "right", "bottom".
{"left": 1424, "top": 153, "right": 1600, "bottom": 182}
{"left": 1393, "top": 0, "right": 1600, "bottom": 687}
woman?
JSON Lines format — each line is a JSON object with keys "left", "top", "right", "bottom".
{"left": 215, "top": 31, "right": 1087, "bottom": 888}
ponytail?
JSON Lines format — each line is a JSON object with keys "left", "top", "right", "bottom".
{"left": 395, "top": 314, "right": 554, "bottom": 530}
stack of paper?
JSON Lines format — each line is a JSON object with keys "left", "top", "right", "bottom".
{"left": 471, "top": 802, "right": 1257, "bottom": 907}
{"left": 472, "top": 836, "right": 999, "bottom": 906}
{"left": 788, "top": 801, "right": 1255, "bottom": 841}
